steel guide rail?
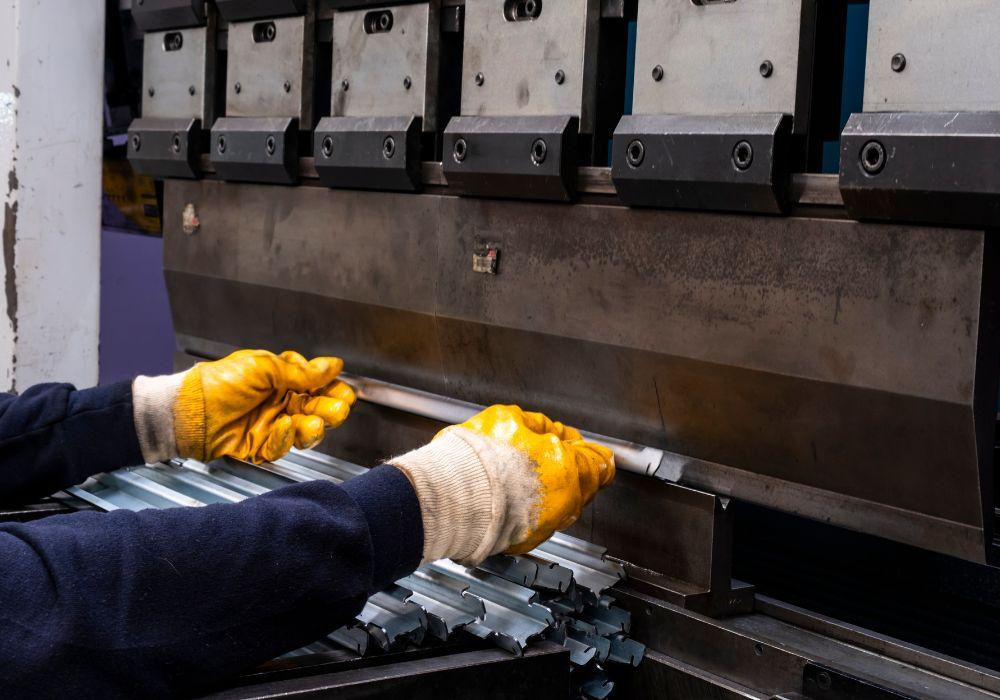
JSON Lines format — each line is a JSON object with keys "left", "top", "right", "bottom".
{"left": 64, "top": 449, "right": 645, "bottom": 695}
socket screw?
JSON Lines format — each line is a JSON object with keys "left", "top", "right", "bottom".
{"left": 759, "top": 60, "right": 774, "bottom": 78}
{"left": 475, "top": 72, "right": 485, "bottom": 86}
{"left": 891, "top": 53, "right": 907, "bottom": 72}
{"left": 652, "top": 64, "right": 664, "bottom": 82}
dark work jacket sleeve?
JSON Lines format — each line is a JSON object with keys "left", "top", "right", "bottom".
{"left": 0, "top": 381, "right": 143, "bottom": 503}
{"left": 0, "top": 465, "right": 424, "bottom": 698}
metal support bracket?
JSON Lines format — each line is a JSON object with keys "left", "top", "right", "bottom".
{"left": 128, "top": 117, "right": 202, "bottom": 179}
{"left": 214, "top": 0, "right": 306, "bottom": 22}
{"left": 839, "top": 111, "right": 1000, "bottom": 228}
{"left": 443, "top": 115, "right": 579, "bottom": 201}
{"left": 612, "top": 113, "right": 793, "bottom": 214}
{"left": 210, "top": 117, "right": 299, "bottom": 184}
{"left": 572, "top": 471, "right": 754, "bottom": 617}
{"left": 313, "top": 115, "right": 423, "bottom": 192}
{"left": 132, "top": 0, "right": 206, "bottom": 31}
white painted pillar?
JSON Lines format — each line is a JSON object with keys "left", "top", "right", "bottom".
{"left": 0, "top": 0, "right": 104, "bottom": 391}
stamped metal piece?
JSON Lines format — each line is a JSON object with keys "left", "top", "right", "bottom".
{"left": 461, "top": 0, "right": 601, "bottom": 132}
{"left": 632, "top": 0, "right": 816, "bottom": 133}
{"left": 331, "top": 3, "right": 441, "bottom": 130}
{"left": 864, "top": 0, "right": 1000, "bottom": 112}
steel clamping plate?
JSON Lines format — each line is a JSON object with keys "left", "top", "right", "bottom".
{"left": 865, "top": 0, "right": 1000, "bottom": 112}
{"left": 226, "top": 15, "right": 313, "bottom": 121}
{"left": 632, "top": 0, "right": 816, "bottom": 133}
{"left": 332, "top": 3, "right": 440, "bottom": 129}
{"left": 143, "top": 27, "right": 213, "bottom": 121}
{"left": 461, "top": 0, "right": 601, "bottom": 132}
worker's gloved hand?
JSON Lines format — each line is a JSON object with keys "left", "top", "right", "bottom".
{"left": 132, "top": 350, "right": 356, "bottom": 464}
{"left": 390, "top": 405, "right": 615, "bottom": 566}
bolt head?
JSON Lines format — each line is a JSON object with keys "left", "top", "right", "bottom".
{"left": 475, "top": 72, "right": 485, "bottom": 87}
{"left": 891, "top": 53, "right": 907, "bottom": 72}
{"left": 147, "top": 87, "right": 155, "bottom": 97}
{"left": 453, "top": 138, "right": 468, "bottom": 163}
{"left": 283, "top": 80, "right": 292, "bottom": 93}
{"left": 130, "top": 133, "right": 141, "bottom": 151}
{"left": 403, "top": 75, "right": 412, "bottom": 90}
{"left": 234, "top": 82, "right": 242, "bottom": 94}
{"left": 733, "top": 140, "right": 754, "bottom": 171}
{"left": 652, "top": 65, "right": 664, "bottom": 82}
{"left": 321, "top": 135, "right": 333, "bottom": 158}
{"left": 217, "top": 136, "right": 226, "bottom": 154}
{"left": 554, "top": 69, "right": 565, "bottom": 85}
{"left": 530, "top": 138, "right": 547, "bottom": 165}
{"left": 188, "top": 85, "right": 196, "bottom": 95}
{"left": 341, "top": 79, "right": 350, "bottom": 91}
{"left": 759, "top": 60, "right": 774, "bottom": 78}
{"left": 626, "top": 139, "right": 645, "bottom": 168}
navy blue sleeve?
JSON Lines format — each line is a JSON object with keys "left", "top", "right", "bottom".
{"left": 0, "top": 465, "right": 424, "bottom": 698}
{"left": 0, "top": 381, "right": 143, "bottom": 503}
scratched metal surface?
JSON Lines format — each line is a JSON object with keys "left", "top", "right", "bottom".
{"left": 162, "top": 179, "right": 996, "bottom": 563}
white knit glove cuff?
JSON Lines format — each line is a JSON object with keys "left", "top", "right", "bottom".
{"left": 132, "top": 373, "right": 185, "bottom": 464}
{"left": 390, "top": 426, "right": 537, "bottom": 566}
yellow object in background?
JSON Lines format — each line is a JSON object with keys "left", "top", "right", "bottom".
{"left": 175, "top": 350, "right": 357, "bottom": 464}
{"left": 102, "top": 159, "right": 160, "bottom": 235}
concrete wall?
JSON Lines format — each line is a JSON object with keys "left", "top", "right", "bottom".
{"left": 0, "top": 0, "right": 105, "bottom": 391}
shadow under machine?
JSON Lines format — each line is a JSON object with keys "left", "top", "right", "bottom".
{"left": 76, "top": 0, "right": 1000, "bottom": 696}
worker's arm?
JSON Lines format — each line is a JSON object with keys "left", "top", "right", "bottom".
{"left": 0, "top": 396, "right": 613, "bottom": 697}
{"left": 0, "top": 350, "right": 356, "bottom": 503}
{"left": 0, "top": 466, "right": 423, "bottom": 697}
{"left": 0, "top": 381, "right": 144, "bottom": 503}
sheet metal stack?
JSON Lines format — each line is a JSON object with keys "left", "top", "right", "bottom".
{"left": 65, "top": 449, "right": 645, "bottom": 698}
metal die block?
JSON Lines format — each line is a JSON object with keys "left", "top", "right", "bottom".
{"left": 215, "top": 0, "right": 307, "bottom": 23}
{"left": 313, "top": 115, "right": 423, "bottom": 191}
{"left": 443, "top": 115, "right": 579, "bottom": 201}
{"left": 128, "top": 117, "right": 202, "bottom": 179}
{"left": 132, "top": 0, "right": 206, "bottom": 32}
{"left": 612, "top": 113, "right": 793, "bottom": 214}
{"left": 864, "top": 0, "right": 1000, "bottom": 113}
{"left": 210, "top": 117, "right": 299, "bottom": 184}
{"left": 331, "top": 3, "right": 440, "bottom": 130}
{"left": 226, "top": 15, "right": 314, "bottom": 123}
{"left": 461, "top": 0, "right": 601, "bottom": 133}
{"left": 142, "top": 26, "right": 216, "bottom": 122}
{"left": 839, "top": 111, "right": 1000, "bottom": 228}
{"left": 632, "top": 0, "right": 816, "bottom": 133}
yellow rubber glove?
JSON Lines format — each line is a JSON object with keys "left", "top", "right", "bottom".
{"left": 390, "top": 405, "right": 615, "bottom": 565}
{"left": 132, "top": 350, "right": 355, "bottom": 465}
{"left": 176, "top": 350, "right": 355, "bottom": 463}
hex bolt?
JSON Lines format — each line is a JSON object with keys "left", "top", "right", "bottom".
{"left": 530, "top": 138, "right": 547, "bottom": 166}
{"left": 148, "top": 87, "right": 155, "bottom": 97}
{"left": 891, "top": 52, "right": 907, "bottom": 72}
{"left": 475, "top": 72, "right": 485, "bottom": 87}
{"left": 753, "top": 643, "right": 764, "bottom": 657}
{"left": 188, "top": 85, "right": 196, "bottom": 96}
{"left": 265, "top": 134, "right": 277, "bottom": 156}
{"left": 171, "top": 133, "right": 182, "bottom": 154}
{"left": 265, "top": 23, "right": 276, "bottom": 41}
{"left": 626, "top": 139, "right": 645, "bottom": 168}
{"left": 383, "top": 135, "right": 396, "bottom": 159}
{"left": 554, "top": 69, "right": 565, "bottom": 85}
{"left": 816, "top": 671, "right": 832, "bottom": 692}
{"left": 403, "top": 75, "right": 412, "bottom": 90}
{"left": 652, "top": 64, "right": 664, "bottom": 82}
{"left": 759, "top": 60, "right": 774, "bottom": 78}
{"left": 234, "top": 82, "right": 242, "bottom": 94}
{"left": 860, "top": 140, "right": 886, "bottom": 175}
{"left": 379, "top": 11, "right": 392, "bottom": 30}
{"left": 341, "top": 79, "right": 350, "bottom": 91}
{"left": 283, "top": 80, "right": 292, "bottom": 93}
{"left": 733, "top": 140, "right": 754, "bottom": 171}
{"left": 217, "top": 135, "right": 227, "bottom": 154}
{"left": 131, "top": 133, "right": 142, "bottom": 152}
{"left": 453, "top": 138, "right": 468, "bottom": 163}
{"left": 321, "top": 135, "right": 334, "bottom": 158}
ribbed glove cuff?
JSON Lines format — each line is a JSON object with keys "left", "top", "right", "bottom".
{"left": 132, "top": 373, "right": 184, "bottom": 464}
{"left": 389, "top": 427, "right": 538, "bottom": 566}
